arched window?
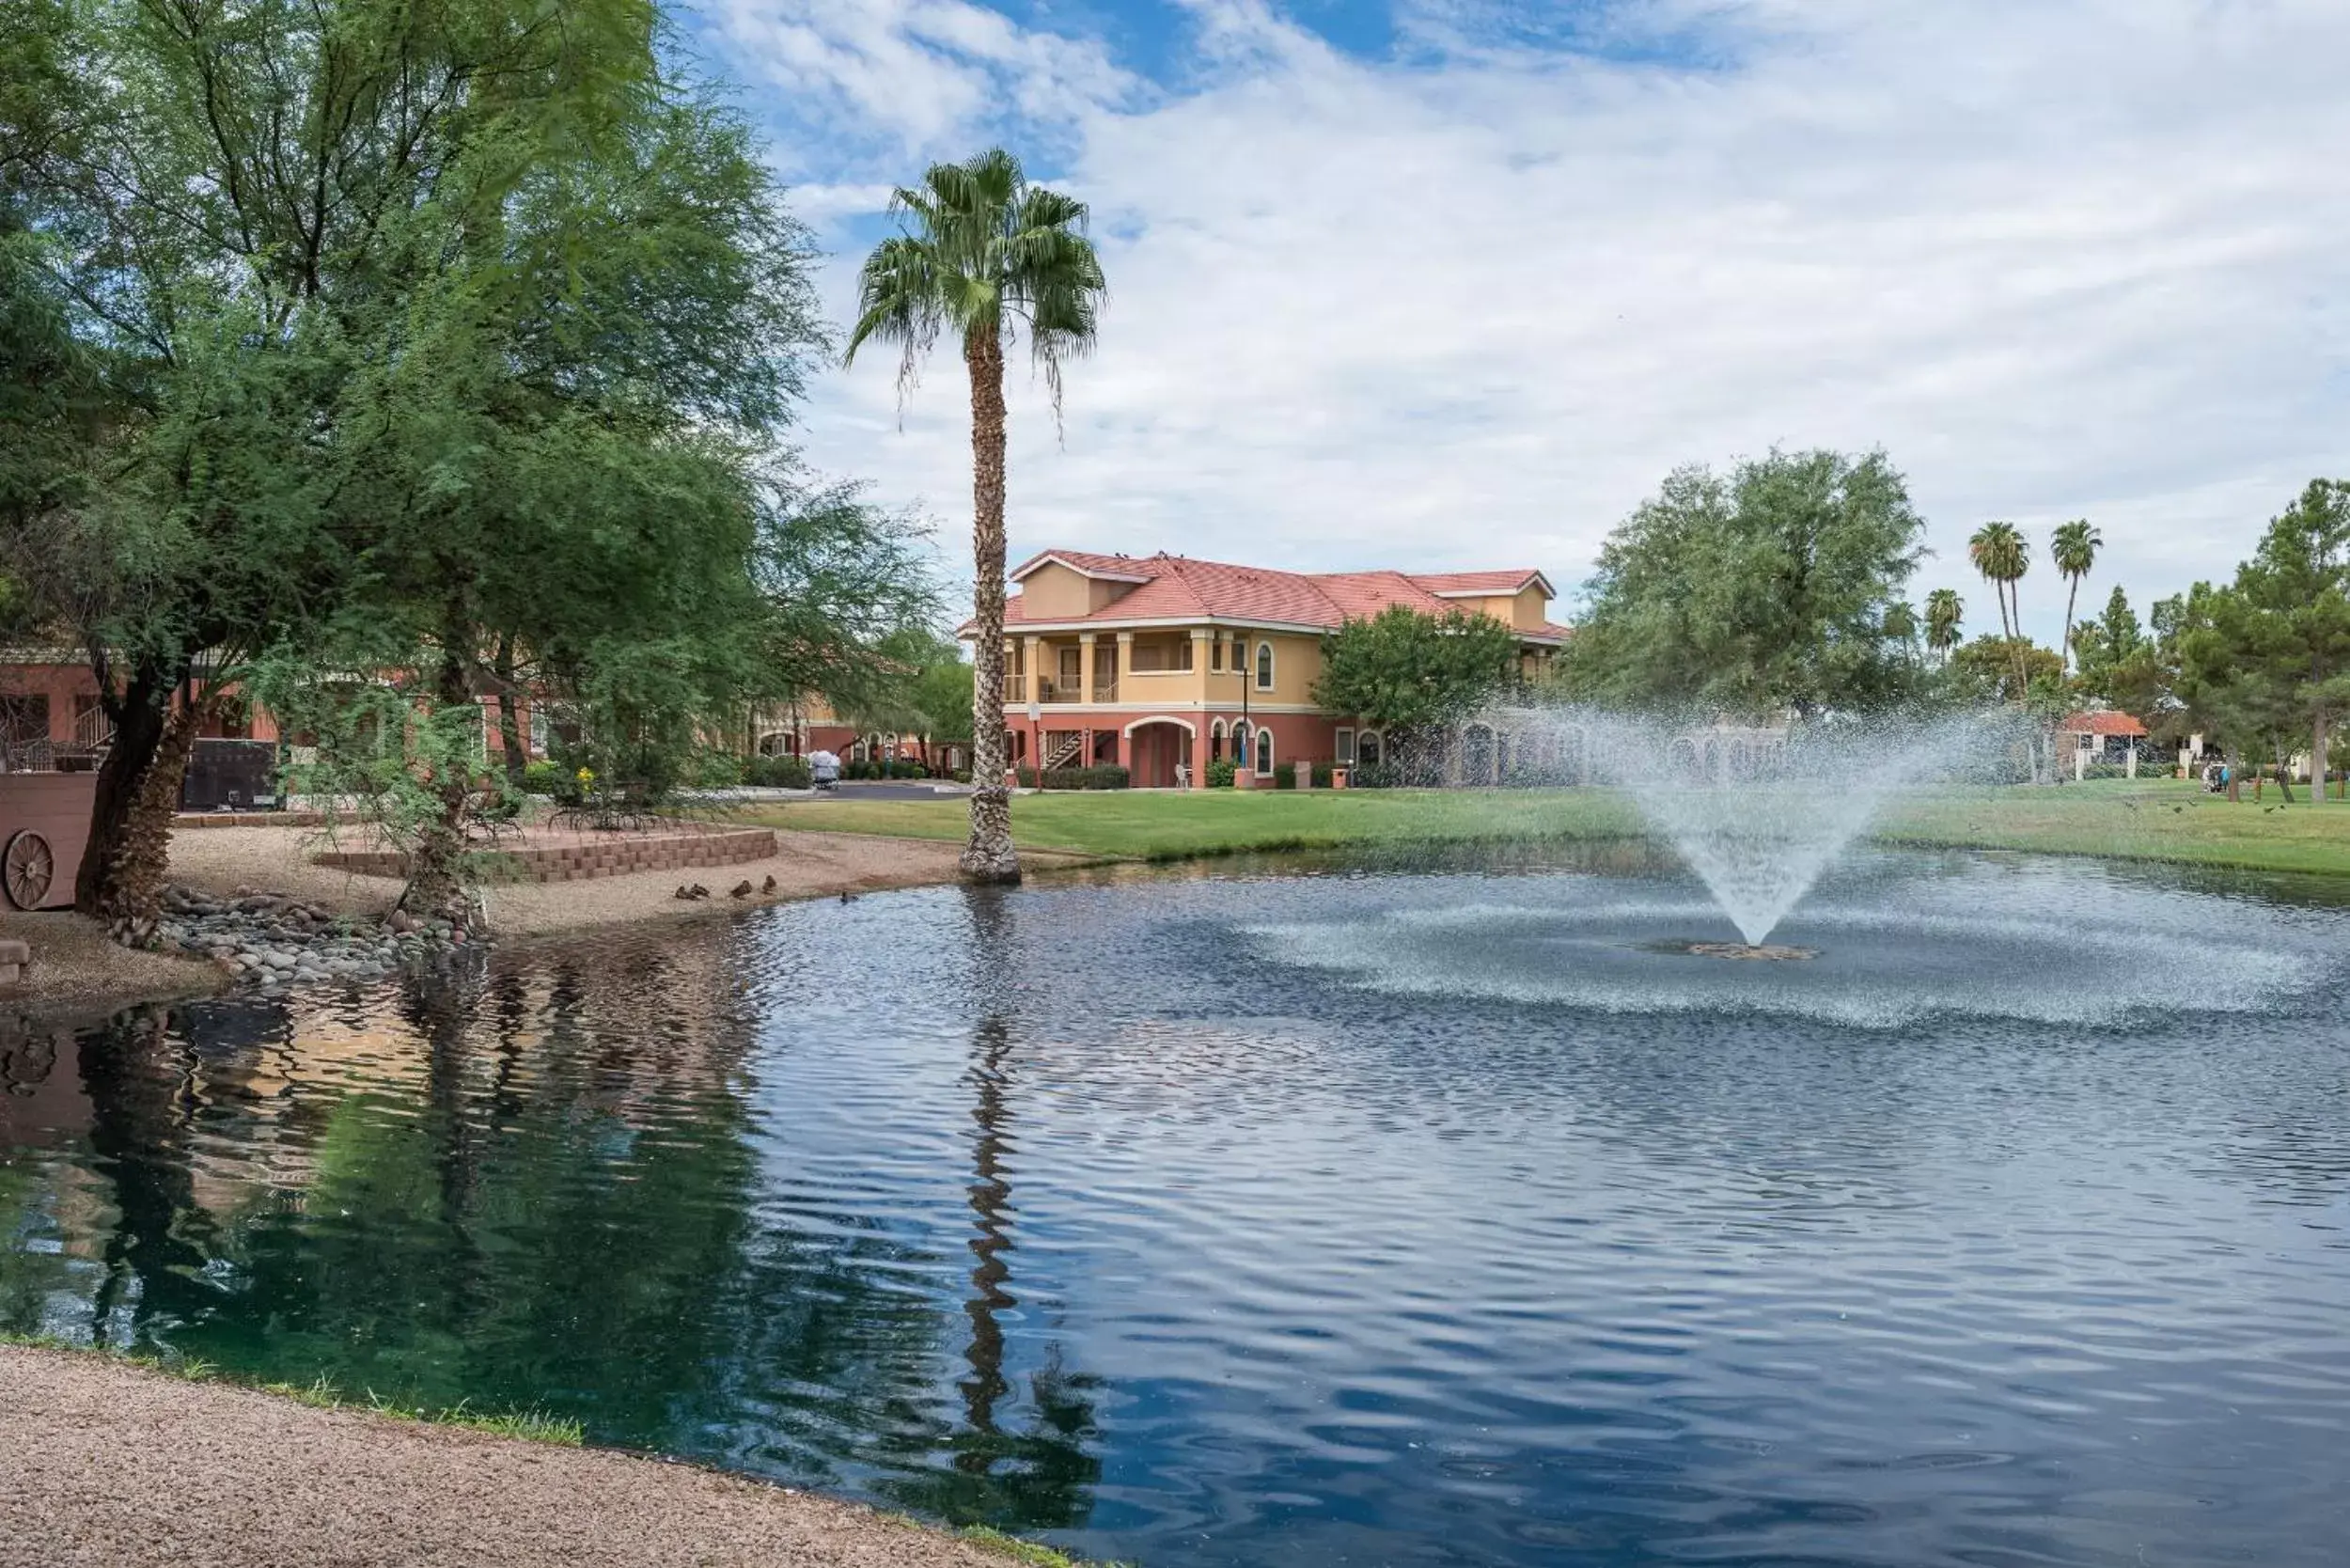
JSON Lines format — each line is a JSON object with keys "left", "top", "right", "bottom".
{"left": 1255, "top": 642, "right": 1275, "bottom": 691}
{"left": 1210, "top": 718, "right": 1227, "bottom": 760}
{"left": 1357, "top": 730, "right": 1381, "bottom": 768}
{"left": 1255, "top": 728, "right": 1275, "bottom": 777}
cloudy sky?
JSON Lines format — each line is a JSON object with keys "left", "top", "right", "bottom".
{"left": 678, "top": 0, "right": 2347, "bottom": 646}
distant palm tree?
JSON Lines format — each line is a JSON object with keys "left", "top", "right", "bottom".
{"left": 846, "top": 149, "right": 1107, "bottom": 885}
{"left": 2050, "top": 518, "right": 2102, "bottom": 677}
{"left": 1967, "top": 522, "right": 2030, "bottom": 694}
{"left": 1924, "top": 588, "right": 1964, "bottom": 666}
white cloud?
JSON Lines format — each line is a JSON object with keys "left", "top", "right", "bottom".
{"left": 704, "top": 0, "right": 2350, "bottom": 642}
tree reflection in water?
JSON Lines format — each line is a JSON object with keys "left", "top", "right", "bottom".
{"left": 0, "top": 912, "right": 1101, "bottom": 1541}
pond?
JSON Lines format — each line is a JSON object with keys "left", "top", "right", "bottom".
{"left": 4, "top": 846, "right": 2348, "bottom": 1567}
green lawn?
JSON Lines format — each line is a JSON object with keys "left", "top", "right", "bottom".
{"left": 715, "top": 776, "right": 2350, "bottom": 878}
{"left": 725, "top": 787, "right": 1642, "bottom": 859}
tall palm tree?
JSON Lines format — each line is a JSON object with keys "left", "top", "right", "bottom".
{"left": 1924, "top": 588, "right": 1964, "bottom": 666}
{"left": 2050, "top": 518, "right": 2102, "bottom": 677}
{"left": 1967, "top": 522, "right": 2030, "bottom": 694}
{"left": 846, "top": 149, "right": 1106, "bottom": 884}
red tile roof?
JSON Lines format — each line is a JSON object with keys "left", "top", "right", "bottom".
{"left": 2058, "top": 710, "right": 2148, "bottom": 737}
{"left": 995, "top": 552, "right": 1567, "bottom": 641}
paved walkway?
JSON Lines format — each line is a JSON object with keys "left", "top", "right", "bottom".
{"left": 0, "top": 1346, "right": 1023, "bottom": 1568}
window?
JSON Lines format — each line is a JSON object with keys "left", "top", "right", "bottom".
{"left": 1210, "top": 638, "right": 1223, "bottom": 672}
{"left": 1255, "top": 642, "right": 1274, "bottom": 691}
{"left": 1254, "top": 729, "right": 1275, "bottom": 777}
{"left": 1230, "top": 635, "right": 1246, "bottom": 672}
{"left": 1058, "top": 646, "right": 1083, "bottom": 683}
{"left": 530, "top": 708, "right": 550, "bottom": 757}
{"left": 1128, "top": 637, "right": 1194, "bottom": 673}
{"left": 1336, "top": 728, "right": 1355, "bottom": 764}
{"left": 1210, "top": 718, "right": 1226, "bottom": 760}
{"left": 1358, "top": 731, "right": 1382, "bottom": 767}
{"left": 1006, "top": 642, "right": 1026, "bottom": 678}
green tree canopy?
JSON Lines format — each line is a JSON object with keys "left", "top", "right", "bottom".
{"left": 1553, "top": 448, "right": 1926, "bottom": 718}
{"left": 2174, "top": 479, "right": 2350, "bottom": 785}
{"left": 1311, "top": 605, "right": 1522, "bottom": 733}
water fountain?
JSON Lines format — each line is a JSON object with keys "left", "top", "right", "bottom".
{"left": 1459, "top": 705, "right": 2005, "bottom": 950}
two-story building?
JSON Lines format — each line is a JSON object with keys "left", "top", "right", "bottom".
{"left": 979, "top": 550, "right": 1570, "bottom": 787}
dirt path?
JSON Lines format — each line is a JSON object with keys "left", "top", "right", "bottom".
{"left": 0, "top": 1345, "right": 1042, "bottom": 1568}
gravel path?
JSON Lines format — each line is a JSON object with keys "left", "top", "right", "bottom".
{"left": 0, "top": 1346, "right": 1031, "bottom": 1568}
{"left": 0, "top": 911, "right": 216, "bottom": 1017}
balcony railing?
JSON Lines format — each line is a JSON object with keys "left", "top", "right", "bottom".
{"left": 1004, "top": 674, "right": 1026, "bottom": 704}
{"left": 1035, "top": 678, "right": 1084, "bottom": 704}
{"left": 1090, "top": 679, "right": 1119, "bottom": 703}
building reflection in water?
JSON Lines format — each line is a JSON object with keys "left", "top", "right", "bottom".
{"left": 0, "top": 912, "right": 1102, "bottom": 1540}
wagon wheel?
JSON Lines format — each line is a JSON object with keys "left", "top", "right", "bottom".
{"left": 3, "top": 829, "right": 55, "bottom": 910}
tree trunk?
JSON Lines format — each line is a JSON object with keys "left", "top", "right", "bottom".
{"left": 2060, "top": 576, "right": 2080, "bottom": 678}
{"left": 76, "top": 658, "right": 201, "bottom": 946}
{"left": 2318, "top": 713, "right": 2331, "bottom": 805}
{"left": 492, "top": 634, "right": 528, "bottom": 791}
{"left": 960, "top": 327, "right": 1019, "bottom": 885}
{"left": 2272, "top": 742, "right": 2296, "bottom": 804}
{"left": 402, "top": 633, "right": 482, "bottom": 931}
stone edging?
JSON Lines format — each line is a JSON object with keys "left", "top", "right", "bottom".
{"left": 310, "top": 826, "right": 778, "bottom": 883}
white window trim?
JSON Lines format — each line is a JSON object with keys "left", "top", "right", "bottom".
{"left": 1255, "top": 641, "right": 1275, "bottom": 691}
{"left": 1254, "top": 728, "right": 1275, "bottom": 777}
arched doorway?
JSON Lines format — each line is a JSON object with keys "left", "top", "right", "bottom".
{"left": 1125, "top": 719, "right": 1194, "bottom": 789}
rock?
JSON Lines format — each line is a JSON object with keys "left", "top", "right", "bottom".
{"left": 689, "top": 884, "right": 711, "bottom": 899}
{"left": 761, "top": 876, "right": 776, "bottom": 894}
{"left": 729, "top": 881, "right": 753, "bottom": 898}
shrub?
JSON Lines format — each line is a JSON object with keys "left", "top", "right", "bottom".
{"left": 1205, "top": 757, "right": 1237, "bottom": 789}
{"left": 689, "top": 750, "right": 745, "bottom": 789}
{"left": 1272, "top": 762, "right": 1296, "bottom": 789}
{"left": 745, "top": 754, "right": 811, "bottom": 789}
{"left": 885, "top": 759, "right": 927, "bottom": 779}
{"left": 521, "top": 760, "right": 565, "bottom": 796}
{"left": 1015, "top": 764, "right": 1129, "bottom": 790}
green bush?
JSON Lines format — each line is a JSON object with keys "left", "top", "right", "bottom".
{"left": 745, "top": 754, "right": 812, "bottom": 789}
{"left": 521, "top": 760, "right": 565, "bottom": 796}
{"left": 1015, "top": 764, "right": 1129, "bottom": 790}
{"left": 885, "top": 759, "right": 927, "bottom": 779}
{"left": 1205, "top": 757, "right": 1237, "bottom": 789}
{"left": 690, "top": 750, "right": 745, "bottom": 789}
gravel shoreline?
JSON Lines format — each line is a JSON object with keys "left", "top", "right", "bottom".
{"left": 5, "top": 823, "right": 1079, "bottom": 1016}
{"left": 0, "top": 1344, "right": 1058, "bottom": 1568}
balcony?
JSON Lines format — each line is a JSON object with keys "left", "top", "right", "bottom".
{"left": 1090, "top": 679, "right": 1119, "bottom": 703}
{"left": 1035, "top": 678, "right": 1084, "bottom": 705}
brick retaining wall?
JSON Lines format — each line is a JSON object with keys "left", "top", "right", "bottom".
{"left": 311, "top": 825, "right": 776, "bottom": 883}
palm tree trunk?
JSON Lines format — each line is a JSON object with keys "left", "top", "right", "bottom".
{"left": 2060, "top": 575, "right": 2080, "bottom": 678}
{"left": 961, "top": 327, "right": 1020, "bottom": 885}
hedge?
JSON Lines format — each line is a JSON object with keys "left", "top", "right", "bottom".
{"left": 1015, "top": 764, "right": 1129, "bottom": 790}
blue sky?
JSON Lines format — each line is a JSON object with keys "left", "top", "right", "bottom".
{"left": 676, "top": 0, "right": 2349, "bottom": 646}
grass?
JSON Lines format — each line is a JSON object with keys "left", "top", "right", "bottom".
{"left": 714, "top": 776, "right": 2350, "bottom": 880}
{"left": 0, "top": 1331, "right": 585, "bottom": 1445}
{"left": 727, "top": 786, "right": 1642, "bottom": 861}
{"left": 1876, "top": 776, "right": 2350, "bottom": 878}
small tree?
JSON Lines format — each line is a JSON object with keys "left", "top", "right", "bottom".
{"left": 1312, "top": 606, "right": 1522, "bottom": 751}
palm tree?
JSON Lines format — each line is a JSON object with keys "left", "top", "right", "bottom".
{"left": 1924, "top": 588, "right": 1964, "bottom": 666}
{"left": 1967, "top": 522, "right": 2030, "bottom": 695}
{"left": 846, "top": 149, "right": 1106, "bottom": 885}
{"left": 2050, "top": 518, "right": 2102, "bottom": 677}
